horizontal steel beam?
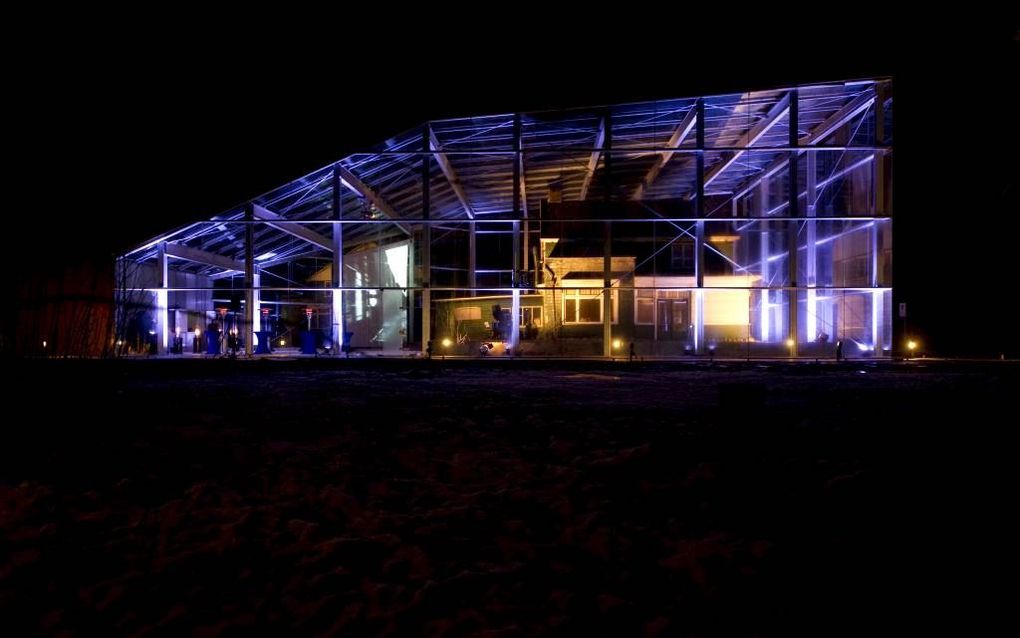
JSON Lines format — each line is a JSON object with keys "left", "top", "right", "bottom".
{"left": 164, "top": 242, "right": 245, "bottom": 273}
{"left": 252, "top": 204, "right": 333, "bottom": 251}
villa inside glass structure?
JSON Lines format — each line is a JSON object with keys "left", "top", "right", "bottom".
{"left": 116, "top": 78, "right": 892, "bottom": 359}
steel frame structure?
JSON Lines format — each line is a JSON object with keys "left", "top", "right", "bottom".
{"left": 117, "top": 77, "right": 892, "bottom": 358}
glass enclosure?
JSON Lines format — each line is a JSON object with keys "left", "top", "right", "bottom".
{"left": 117, "top": 78, "right": 892, "bottom": 358}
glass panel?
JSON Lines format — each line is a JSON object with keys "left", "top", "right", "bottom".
{"left": 702, "top": 289, "right": 751, "bottom": 357}
{"left": 609, "top": 98, "right": 697, "bottom": 151}
{"left": 803, "top": 150, "right": 879, "bottom": 216}
{"left": 795, "top": 219, "right": 891, "bottom": 288}
{"left": 521, "top": 150, "right": 599, "bottom": 211}
{"left": 805, "top": 289, "right": 889, "bottom": 356}
{"left": 797, "top": 82, "right": 878, "bottom": 147}
{"left": 432, "top": 289, "right": 538, "bottom": 356}
{"left": 700, "top": 219, "right": 789, "bottom": 287}
{"left": 430, "top": 114, "right": 515, "bottom": 152}
{"left": 522, "top": 107, "right": 602, "bottom": 151}
{"left": 342, "top": 154, "right": 426, "bottom": 218}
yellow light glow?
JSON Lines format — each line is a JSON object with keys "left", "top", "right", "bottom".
{"left": 195, "top": 328, "right": 201, "bottom": 337}
{"left": 279, "top": 339, "right": 286, "bottom": 346}
{"left": 42, "top": 341, "right": 47, "bottom": 348}
{"left": 907, "top": 340, "right": 917, "bottom": 351}
{"left": 612, "top": 338, "right": 622, "bottom": 349}
{"left": 785, "top": 338, "right": 795, "bottom": 347}
{"left": 442, "top": 338, "right": 452, "bottom": 347}
{"left": 703, "top": 289, "right": 752, "bottom": 326}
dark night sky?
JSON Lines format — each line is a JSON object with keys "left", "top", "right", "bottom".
{"left": 8, "top": 18, "right": 1018, "bottom": 355}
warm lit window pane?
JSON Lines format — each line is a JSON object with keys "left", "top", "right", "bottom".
{"left": 578, "top": 298, "right": 600, "bottom": 322}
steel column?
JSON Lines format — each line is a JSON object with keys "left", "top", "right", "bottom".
{"left": 244, "top": 204, "right": 255, "bottom": 356}
{"left": 694, "top": 98, "right": 705, "bottom": 353}
{"left": 511, "top": 114, "right": 522, "bottom": 352}
{"left": 787, "top": 90, "right": 799, "bottom": 356}
{"left": 156, "top": 242, "right": 168, "bottom": 354}
{"left": 602, "top": 110, "right": 613, "bottom": 357}
{"left": 759, "top": 176, "right": 770, "bottom": 341}
{"left": 806, "top": 150, "right": 817, "bottom": 342}
{"left": 332, "top": 164, "right": 345, "bottom": 351}
{"left": 421, "top": 126, "right": 432, "bottom": 356}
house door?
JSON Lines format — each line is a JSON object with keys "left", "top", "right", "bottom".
{"left": 657, "top": 298, "right": 690, "bottom": 340}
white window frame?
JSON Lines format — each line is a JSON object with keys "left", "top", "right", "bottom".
{"left": 562, "top": 288, "right": 618, "bottom": 325}
{"left": 634, "top": 288, "right": 655, "bottom": 325}
{"left": 519, "top": 305, "right": 543, "bottom": 328}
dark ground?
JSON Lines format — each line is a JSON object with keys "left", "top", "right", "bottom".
{"left": 1, "top": 359, "right": 1015, "bottom": 636}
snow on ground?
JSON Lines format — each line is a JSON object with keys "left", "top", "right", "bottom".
{"left": 1, "top": 359, "right": 1015, "bottom": 635}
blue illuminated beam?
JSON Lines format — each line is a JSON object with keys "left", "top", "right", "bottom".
{"left": 720, "top": 89, "right": 878, "bottom": 212}
{"left": 632, "top": 105, "right": 698, "bottom": 200}
{"left": 579, "top": 117, "right": 606, "bottom": 201}
{"left": 165, "top": 242, "right": 245, "bottom": 273}
{"left": 703, "top": 92, "right": 791, "bottom": 189}
{"left": 429, "top": 126, "right": 475, "bottom": 219}
{"left": 252, "top": 204, "right": 333, "bottom": 251}
{"left": 334, "top": 166, "right": 411, "bottom": 235}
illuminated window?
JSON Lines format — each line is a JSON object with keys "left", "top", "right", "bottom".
{"left": 562, "top": 289, "right": 617, "bottom": 324}
{"left": 519, "top": 306, "right": 543, "bottom": 327}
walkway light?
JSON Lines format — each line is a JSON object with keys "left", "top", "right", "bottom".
{"left": 612, "top": 338, "right": 622, "bottom": 350}
{"left": 907, "top": 340, "right": 917, "bottom": 352}
{"left": 785, "top": 338, "right": 794, "bottom": 348}
{"left": 441, "top": 337, "right": 452, "bottom": 348}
